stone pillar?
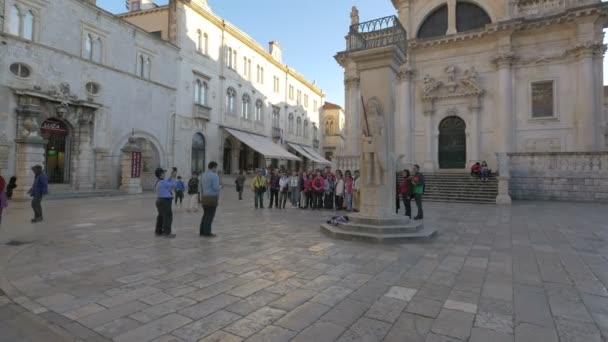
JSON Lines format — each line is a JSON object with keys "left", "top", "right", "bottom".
{"left": 423, "top": 105, "right": 435, "bottom": 171}
{"left": 397, "top": 66, "right": 415, "bottom": 164}
{"left": 74, "top": 109, "right": 94, "bottom": 189}
{"left": 344, "top": 69, "right": 361, "bottom": 156}
{"left": 446, "top": 0, "right": 457, "bottom": 35}
{"left": 493, "top": 53, "right": 515, "bottom": 154}
{"left": 119, "top": 137, "right": 143, "bottom": 194}
{"left": 13, "top": 104, "right": 46, "bottom": 200}
{"left": 496, "top": 152, "right": 512, "bottom": 205}
{"left": 469, "top": 97, "right": 481, "bottom": 164}
{"left": 232, "top": 141, "right": 240, "bottom": 174}
{"left": 573, "top": 43, "right": 602, "bottom": 151}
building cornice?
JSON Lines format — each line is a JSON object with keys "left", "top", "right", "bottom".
{"left": 182, "top": 1, "right": 324, "bottom": 98}
{"left": 409, "top": 4, "right": 607, "bottom": 49}
{"left": 117, "top": 7, "right": 169, "bottom": 19}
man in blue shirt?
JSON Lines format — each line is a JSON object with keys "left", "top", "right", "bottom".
{"left": 200, "top": 161, "right": 220, "bottom": 237}
{"left": 28, "top": 165, "right": 48, "bottom": 223}
{"left": 155, "top": 167, "right": 178, "bottom": 238}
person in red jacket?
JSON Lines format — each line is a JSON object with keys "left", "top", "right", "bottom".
{"left": 400, "top": 169, "right": 413, "bottom": 219}
{"left": 303, "top": 174, "right": 313, "bottom": 209}
{"left": 311, "top": 171, "right": 325, "bottom": 210}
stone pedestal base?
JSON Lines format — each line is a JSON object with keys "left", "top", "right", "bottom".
{"left": 120, "top": 178, "right": 143, "bottom": 195}
{"left": 12, "top": 138, "right": 46, "bottom": 200}
{"left": 496, "top": 176, "right": 512, "bottom": 205}
{"left": 321, "top": 214, "right": 437, "bottom": 243}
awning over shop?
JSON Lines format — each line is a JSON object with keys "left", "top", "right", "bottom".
{"left": 288, "top": 143, "right": 332, "bottom": 165}
{"left": 225, "top": 128, "right": 301, "bottom": 161}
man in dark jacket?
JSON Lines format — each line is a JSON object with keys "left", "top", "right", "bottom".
{"left": 28, "top": 165, "right": 48, "bottom": 223}
{"left": 268, "top": 170, "right": 280, "bottom": 209}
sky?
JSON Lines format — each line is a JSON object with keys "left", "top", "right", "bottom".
{"left": 98, "top": 0, "right": 608, "bottom": 107}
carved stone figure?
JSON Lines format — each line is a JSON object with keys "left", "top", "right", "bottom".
{"left": 462, "top": 67, "right": 480, "bottom": 90}
{"left": 361, "top": 100, "right": 387, "bottom": 186}
{"left": 423, "top": 75, "right": 441, "bottom": 95}
{"left": 350, "top": 6, "right": 359, "bottom": 26}
{"left": 445, "top": 65, "right": 456, "bottom": 84}
{"left": 22, "top": 116, "right": 40, "bottom": 138}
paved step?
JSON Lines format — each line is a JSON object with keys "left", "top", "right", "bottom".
{"left": 416, "top": 172, "right": 498, "bottom": 204}
{"left": 47, "top": 190, "right": 125, "bottom": 200}
{"left": 336, "top": 221, "right": 424, "bottom": 235}
{"left": 320, "top": 223, "right": 437, "bottom": 243}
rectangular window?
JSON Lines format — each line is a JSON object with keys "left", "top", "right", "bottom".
{"left": 304, "top": 94, "right": 309, "bottom": 108}
{"left": 243, "top": 57, "right": 248, "bottom": 76}
{"left": 297, "top": 90, "right": 302, "bottom": 105}
{"left": 260, "top": 67, "right": 264, "bottom": 85}
{"left": 289, "top": 85, "right": 294, "bottom": 100}
{"left": 256, "top": 65, "right": 260, "bottom": 83}
{"left": 531, "top": 81, "right": 554, "bottom": 118}
{"left": 313, "top": 100, "right": 318, "bottom": 110}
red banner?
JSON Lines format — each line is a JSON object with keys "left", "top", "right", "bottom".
{"left": 131, "top": 151, "right": 142, "bottom": 178}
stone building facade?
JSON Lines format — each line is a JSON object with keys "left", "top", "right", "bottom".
{"left": 321, "top": 102, "right": 346, "bottom": 166}
{"left": 120, "top": 0, "right": 327, "bottom": 176}
{"left": 338, "top": 0, "right": 607, "bottom": 173}
{"left": 0, "top": 0, "right": 179, "bottom": 197}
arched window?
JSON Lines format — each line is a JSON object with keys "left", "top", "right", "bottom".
{"left": 303, "top": 120, "right": 309, "bottom": 138}
{"left": 139, "top": 55, "right": 145, "bottom": 78}
{"left": 194, "top": 80, "right": 202, "bottom": 104}
{"left": 418, "top": 4, "right": 448, "bottom": 39}
{"left": 93, "top": 38, "right": 103, "bottom": 63}
{"left": 325, "top": 119, "right": 333, "bottom": 135}
{"left": 9, "top": 6, "right": 20, "bottom": 36}
{"left": 23, "top": 10, "right": 34, "bottom": 40}
{"left": 145, "top": 58, "right": 151, "bottom": 79}
{"left": 191, "top": 133, "right": 206, "bottom": 174}
{"left": 456, "top": 2, "right": 491, "bottom": 33}
{"left": 241, "top": 94, "right": 250, "bottom": 119}
{"left": 288, "top": 113, "right": 294, "bottom": 133}
{"left": 272, "top": 107, "right": 280, "bottom": 128}
{"left": 226, "top": 87, "right": 236, "bottom": 114}
{"left": 296, "top": 117, "right": 302, "bottom": 137}
{"left": 255, "top": 100, "right": 263, "bottom": 122}
{"left": 195, "top": 30, "right": 202, "bottom": 52}
{"left": 85, "top": 34, "right": 94, "bottom": 60}
{"left": 203, "top": 33, "right": 209, "bottom": 55}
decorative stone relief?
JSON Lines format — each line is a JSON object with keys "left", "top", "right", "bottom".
{"left": 344, "top": 76, "right": 360, "bottom": 90}
{"left": 421, "top": 66, "right": 483, "bottom": 101}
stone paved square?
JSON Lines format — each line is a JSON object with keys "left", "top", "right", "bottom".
{"left": 0, "top": 195, "right": 607, "bottom": 342}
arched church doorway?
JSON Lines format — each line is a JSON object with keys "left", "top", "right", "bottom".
{"left": 223, "top": 139, "right": 232, "bottom": 175}
{"left": 438, "top": 116, "right": 466, "bottom": 169}
{"left": 41, "top": 118, "right": 70, "bottom": 183}
{"left": 191, "top": 133, "right": 206, "bottom": 174}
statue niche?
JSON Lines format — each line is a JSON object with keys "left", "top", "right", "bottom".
{"left": 361, "top": 98, "right": 388, "bottom": 186}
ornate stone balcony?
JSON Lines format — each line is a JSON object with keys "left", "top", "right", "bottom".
{"left": 346, "top": 15, "right": 407, "bottom": 55}
{"left": 512, "top": 0, "right": 598, "bottom": 18}
{"left": 193, "top": 103, "right": 211, "bottom": 121}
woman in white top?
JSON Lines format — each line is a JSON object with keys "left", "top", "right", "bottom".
{"left": 334, "top": 173, "right": 345, "bottom": 210}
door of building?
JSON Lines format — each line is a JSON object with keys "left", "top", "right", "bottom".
{"left": 41, "top": 118, "right": 70, "bottom": 183}
{"left": 438, "top": 116, "right": 466, "bottom": 169}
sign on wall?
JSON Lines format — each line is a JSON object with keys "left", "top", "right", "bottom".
{"left": 41, "top": 118, "right": 69, "bottom": 136}
{"left": 131, "top": 151, "right": 142, "bottom": 178}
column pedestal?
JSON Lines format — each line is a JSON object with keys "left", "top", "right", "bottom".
{"left": 495, "top": 153, "right": 512, "bottom": 205}
{"left": 13, "top": 138, "right": 46, "bottom": 200}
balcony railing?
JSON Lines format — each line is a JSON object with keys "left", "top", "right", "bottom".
{"left": 347, "top": 15, "right": 407, "bottom": 55}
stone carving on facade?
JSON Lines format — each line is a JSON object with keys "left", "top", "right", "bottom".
{"left": 565, "top": 41, "right": 605, "bottom": 58}
{"left": 79, "top": 109, "right": 95, "bottom": 125}
{"left": 344, "top": 76, "right": 360, "bottom": 90}
{"left": 397, "top": 66, "right": 415, "bottom": 81}
{"left": 350, "top": 6, "right": 359, "bottom": 26}
{"left": 361, "top": 98, "right": 388, "bottom": 186}
{"left": 22, "top": 114, "right": 40, "bottom": 138}
{"left": 422, "top": 66, "right": 483, "bottom": 101}
{"left": 492, "top": 52, "right": 517, "bottom": 68}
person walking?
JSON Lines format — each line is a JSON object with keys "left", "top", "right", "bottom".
{"left": 334, "top": 173, "right": 344, "bottom": 210}
{"left": 278, "top": 171, "right": 290, "bottom": 209}
{"left": 186, "top": 172, "right": 200, "bottom": 212}
{"left": 174, "top": 176, "right": 185, "bottom": 209}
{"left": 6, "top": 176, "right": 16, "bottom": 200}
{"left": 268, "top": 170, "right": 280, "bottom": 209}
{"left": 345, "top": 171, "right": 354, "bottom": 212}
{"left": 200, "top": 161, "right": 220, "bottom": 237}
{"left": 236, "top": 171, "right": 246, "bottom": 200}
{"left": 251, "top": 169, "right": 267, "bottom": 209}
{"left": 353, "top": 170, "right": 361, "bottom": 212}
{"left": 28, "top": 165, "right": 48, "bottom": 223}
{"left": 154, "top": 167, "right": 177, "bottom": 238}
{"left": 412, "top": 165, "right": 425, "bottom": 220}
{"left": 0, "top": 171, "right": 6, "bottom": 227}
{"left": 289, "top": 171, "right": 300, "bottom": 208}
{"left": 400, "top": 169, "right": 413, "bottom": 219}
{"left": 324, "top": 173, "right": 334, "bottom": 210}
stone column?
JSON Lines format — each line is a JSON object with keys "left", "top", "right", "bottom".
{"left": 496, "top": 152, "right": 512, "bottom": 205}
{"left": 572, "top": 43, "right": 602, "bottom": 151}
{"left": 119, "top": 137, "right": 143, "bottom": 194}
{"left": 13, "top": 104, "right": 46, "bottom": 200}
{"left": 446, "top": 0, "right": 457, "bottom": 35}
{"left": 397, "top": 66, "right": 415, "bottom": 164}
{"left": 469, "top": 97, "right": 481, "bottom": 163}
{"left": 423, "top": 103, "right": 435, "bottom": 171}
{"left": 74, "top": 109, "right": 94, "bottom": 189}
{"left": 493, "top": 53, "right": 515, "bottom": 154}
{"left": 232, "top": 141, "right": 240, "bottom": 174}
{"left": 344, "top": 72, "right": 361, "bottom": 156}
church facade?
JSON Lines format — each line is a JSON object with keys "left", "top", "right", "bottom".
{"left": 339, "top": 0, "right": 607, "bottom": 172}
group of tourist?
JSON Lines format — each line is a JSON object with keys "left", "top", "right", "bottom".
{"left": 243, "top": 166, "right": 362, "bottom": 211}
{"left": 470, "top": 161, "right": 491, "bottom": 181}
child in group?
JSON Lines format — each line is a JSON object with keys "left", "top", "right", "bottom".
{"left": 175, "top": 176, "right": 185, "bottom": 208}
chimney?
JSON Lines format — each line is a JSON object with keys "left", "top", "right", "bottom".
{"left": 269, "top": 41, "right": 282, "bottom": 63}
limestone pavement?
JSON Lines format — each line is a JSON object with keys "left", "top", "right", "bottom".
{"left": 0, "top": 193, "right": 607, "bottom": 341}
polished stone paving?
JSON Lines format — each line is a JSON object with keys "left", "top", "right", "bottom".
{"left": 0, "top": 193, "right": 607, "bottom": 342}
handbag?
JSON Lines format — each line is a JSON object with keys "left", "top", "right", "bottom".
{"left": 201, "top": 195, "right": 219, "bottom": 207}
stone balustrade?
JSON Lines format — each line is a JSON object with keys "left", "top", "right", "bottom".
{"left": 334, "top": 155, "right": 360, "bottom": 172}
{"left": 507, "top": 152, "right": 608, "bottom": 202}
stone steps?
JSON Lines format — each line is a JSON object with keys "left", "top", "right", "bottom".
{"left": 413, "top": 172, "right": 498, "bottom": 204}
{"left": 320, "top": 215, "right": 437, "bottom": 243}
{"left": 320, "top": 223, "right": 438, "bottom": 243}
